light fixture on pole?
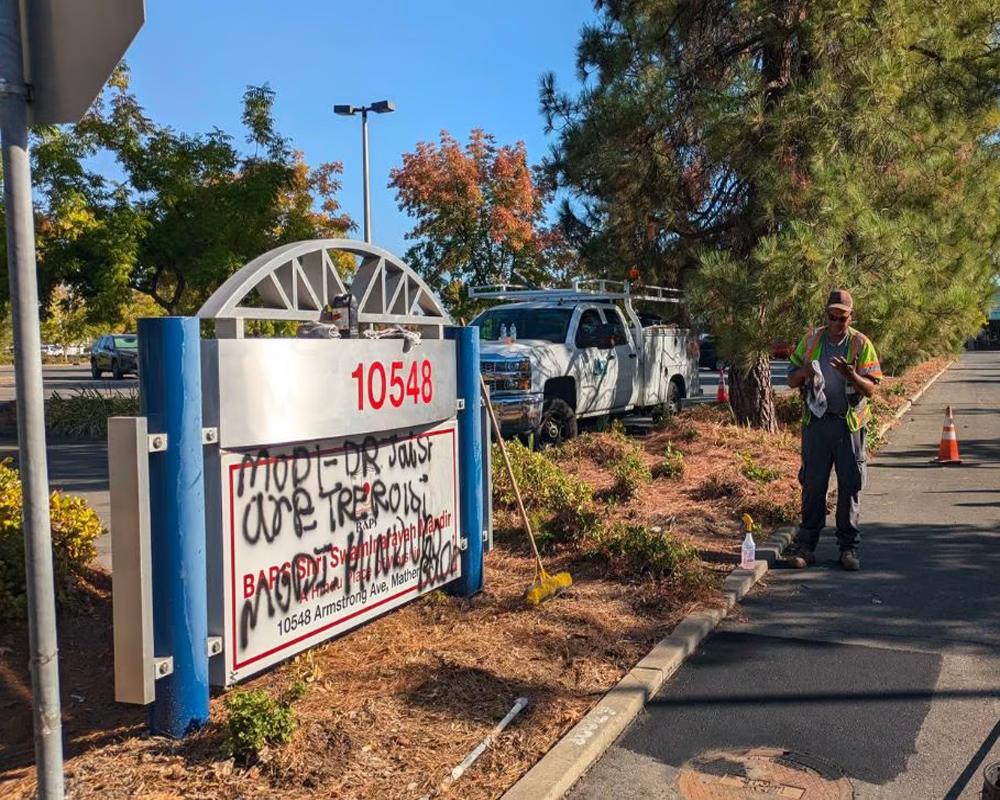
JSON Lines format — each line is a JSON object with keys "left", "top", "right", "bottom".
{"left": 334, "top": 99, "right": 395, "bottom": 244}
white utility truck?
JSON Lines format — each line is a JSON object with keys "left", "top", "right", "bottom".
{"left": 469, "top": 280, "right": 701, "bottom": 446}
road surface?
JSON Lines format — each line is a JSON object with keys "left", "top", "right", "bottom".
{"left": 0, "top": 363, "right": 137, "bottom": 402}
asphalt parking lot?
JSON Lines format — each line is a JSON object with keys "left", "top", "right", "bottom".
{"left": 0, "top": 363, "right": 137, "bottom": 402}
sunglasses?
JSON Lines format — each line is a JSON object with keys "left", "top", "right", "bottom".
{"left": 828, "top": 313, "right": 851, "bottom": 322}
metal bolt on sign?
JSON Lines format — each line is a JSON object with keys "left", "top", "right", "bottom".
{"left": 147, "top": 434, "right": 167, "bottom": 452}
{"left": 154, "top": 657, "right": 174, "bottom": 678}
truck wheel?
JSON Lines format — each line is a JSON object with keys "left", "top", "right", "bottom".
{"left": 666, "top": 381, "right": 683, "bottom": 415}
{"left": 91, "top": 359, "right": 101, "bottom": 380}
{"left": 538, "top": 399, "right": 577, "bottom": 448}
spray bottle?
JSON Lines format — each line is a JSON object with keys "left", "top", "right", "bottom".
{"left": 740, "top": 513, "right": 756, "bottom": 570}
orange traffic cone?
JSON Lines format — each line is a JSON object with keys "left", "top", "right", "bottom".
{"left": 716, "top": 369, "right": 729, "bottom": 404}
{"left": 936, "top": 405, "right": 962, "bottom": 465}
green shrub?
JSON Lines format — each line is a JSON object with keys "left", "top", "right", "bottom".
{"left": 46, "top": 387, "right": 139, "bottom": 438}
{"left": 493, "top": 441, "right": 598, "bottom": 547}
{"left": 744, "top": 498, "right": 798, "bottom": 525}
{"left": 609, "top": 445, "right": 653, "bottom": 501}
{"left": 652, "top": 411, "right": 673, "bottom": 430}
{"left": 0, "top": 459, "right": 103, "bottom": 620}
{"left": 769, "top": 501, "right": 798, "bottom": 523}
{"left": 865, "top": 396, "right": 893, "bottom": 452}
{"left": 697, "top": 472, "right": 744, "bottom": 500}
{"left": 676, "top": 427, "right": 699, "bottom": 443}
{"left": 774, "top": 392, "right": 804, "bottom": 428}
{"left": 558, "top": 431, "right": 629, "bottom": 464}
{"left": 737, "top": 451, "right": 781, "bottom": 483}
{"left": 658, "top": 442, "right": 686, "bottom": 479}
{"left": 585, "top": 522, "right": 703, "bottom": 581}
{"left": 223, "top": 687, "right": 301, "bottom": 763}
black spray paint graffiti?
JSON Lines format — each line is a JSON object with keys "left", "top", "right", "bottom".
{"left": 237, "top": 445, "right": 317, "bottom": 544}
{"left": 239, "top": 545, "right": 332, "bottom": 650}
{"left": 234, "top": 432, "right": 456, "bottom": 651}
{"left": 339, "top": 507, "right": 456, "bottom": 597}
{"left": 236, "top": 435, "right": 435, "bottom": 547}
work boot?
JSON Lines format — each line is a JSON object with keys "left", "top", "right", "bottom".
{"left": 785, "top": 543, "right": 815, "bottom": 569}
{"left": 840, "top": 548, "right": 861, "bottom": 571}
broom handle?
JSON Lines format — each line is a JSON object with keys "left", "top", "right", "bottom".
{"left": 478, "top": 373, "right": 544, "bottom": 566}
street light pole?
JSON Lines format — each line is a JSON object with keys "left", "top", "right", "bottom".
{"left": 361, "top": 107, "right": 370, "bottom": 244}
{"left": 334, "top": 100, "right": 395, "bottom": 245}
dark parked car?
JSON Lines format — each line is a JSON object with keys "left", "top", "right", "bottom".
{"left": 698, "top": 333, "right": 726, "bottom": 370}
{"left": 91, "top": 334, "right": 138, "bottom": 379}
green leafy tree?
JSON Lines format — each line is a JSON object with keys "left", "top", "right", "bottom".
{"left": 389, "top": 128, "right": 573, "bottom": 319}
{"left": 543, "top": 0, "right": 1000, "bottom": 429}
{"left": 37, "top": 286, "right": 162, "bottom": 346}
{"left": 32, "top": 65, "right": 354, "bottom": 319}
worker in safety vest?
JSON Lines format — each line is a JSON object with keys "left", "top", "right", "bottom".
{"left": 785, "top": 289, "right": 883, "bottom": 571}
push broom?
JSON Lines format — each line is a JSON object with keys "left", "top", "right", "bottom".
{"left": 478, "top": 373, "right": 573, "bottom": 605}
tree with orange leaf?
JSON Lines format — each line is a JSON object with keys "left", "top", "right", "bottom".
{"left": 390, "top": 129, "right": 571, "bottom": 317}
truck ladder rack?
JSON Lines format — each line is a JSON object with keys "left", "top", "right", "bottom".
{"left": 469, "top": 279, "right": 683, "bottom": 304}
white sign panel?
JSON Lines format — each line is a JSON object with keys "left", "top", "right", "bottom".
{"left": 201, "top": 338, "right": 458, "bottom": 450}
{"left": 219, "top": 420, "right": 460, "bottom": 683}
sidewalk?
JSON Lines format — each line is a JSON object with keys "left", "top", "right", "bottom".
{"left": 557, "top": 352, "right": 1000, "bottom": 798}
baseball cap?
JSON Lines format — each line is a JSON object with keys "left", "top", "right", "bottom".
{"left": 826, "top": 289, "right": 853, "bottom": 312}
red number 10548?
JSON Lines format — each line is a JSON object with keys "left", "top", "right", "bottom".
{"left": 351, "top": 360, "right": 434, "bottom": 411}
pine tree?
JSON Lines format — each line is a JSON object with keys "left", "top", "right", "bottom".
{"left": 543, "top": 0, "right": 1000, "bottom": 428}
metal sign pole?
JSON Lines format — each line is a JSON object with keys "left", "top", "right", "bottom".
{"left": 138, "top": 317, "right": 210, "bottom": 737}
{"left": 0, "top": 0, "right": 65, "bottom": 795}
{"left": 446, "top": 326, "right": 484, "bottom": 596}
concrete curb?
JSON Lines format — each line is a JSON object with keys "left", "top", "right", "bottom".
{"left": 501, "top": 528, "right": 794, "bottom": 800}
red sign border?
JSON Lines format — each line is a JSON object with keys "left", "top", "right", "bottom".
{"left": 227, "top": 425, "right": 459, "bottom": 673}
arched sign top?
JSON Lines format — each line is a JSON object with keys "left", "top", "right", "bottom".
{"left": 197, "top": 239, "right": 451, "bottom": 338}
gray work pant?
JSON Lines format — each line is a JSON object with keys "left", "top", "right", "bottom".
{"left": 797, "top": 415, "right": 867, "bottom": 551}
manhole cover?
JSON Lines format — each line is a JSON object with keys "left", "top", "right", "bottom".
{"left": 678, "top": 748, "right": 853, "bottom": 799}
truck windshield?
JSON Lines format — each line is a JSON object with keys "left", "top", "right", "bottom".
{"left": 471, "top": 308, "right": 572, "bottom": 343}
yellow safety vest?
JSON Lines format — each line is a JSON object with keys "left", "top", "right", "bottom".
{"left": 792, "top": 327, "right": 882, "bottom": 432}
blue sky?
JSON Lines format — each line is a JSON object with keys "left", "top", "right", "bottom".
{"left": 118, "top": 0, "right": 600, "bottom": 259}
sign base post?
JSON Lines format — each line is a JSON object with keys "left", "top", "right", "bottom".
{"left": 139, "top": 317, "right": 210, "bottom": 738}
{"left": 446, "top": 326, "right": 484, "bottom": 598}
